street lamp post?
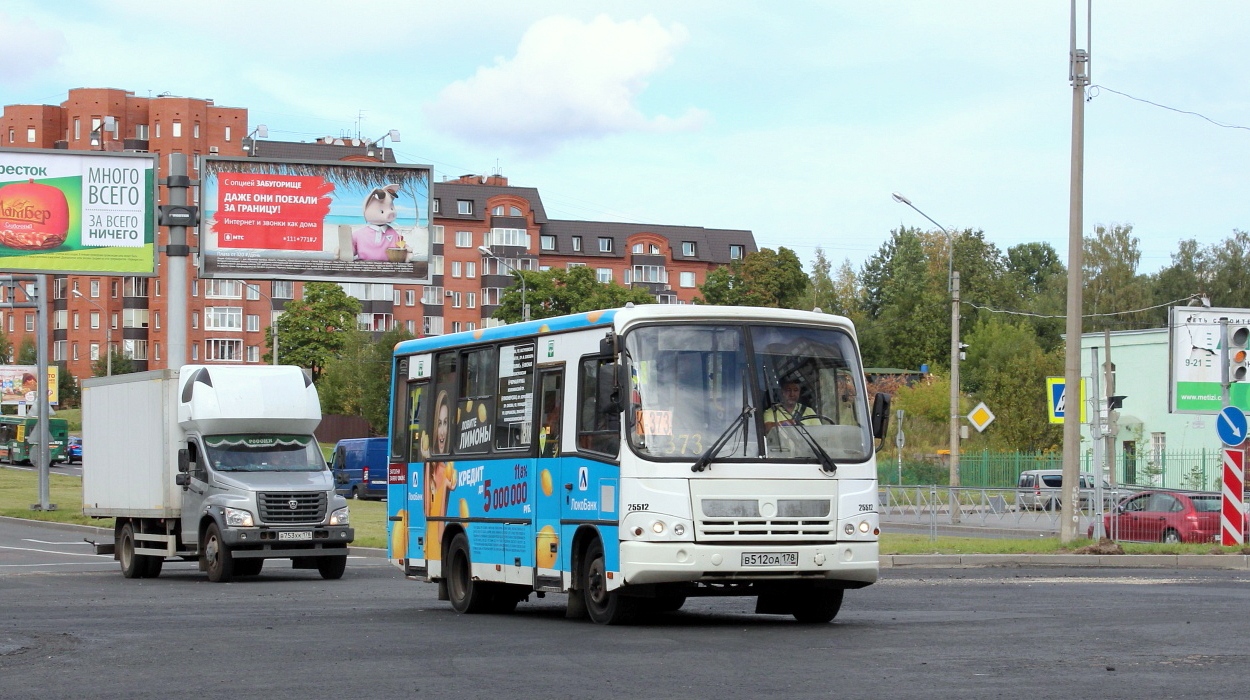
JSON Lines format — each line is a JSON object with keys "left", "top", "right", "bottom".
{"left": 246, "top": 284, "right": 279, "bottom": 365}
{"left": 478, "top": 245, "right": 529, "bottom": 322}
{"left": 891, "top": 192, "right": 961, "bottom": 522}
{"left": 72, "top": 290, "right": 111, "bottom": 376}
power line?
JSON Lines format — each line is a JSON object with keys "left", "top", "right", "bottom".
{"left": 963, "top": 294, "right": 1202, "bottom": 320}
{"left": 1090, "top": 85, "right": 1250, "bottom": 132}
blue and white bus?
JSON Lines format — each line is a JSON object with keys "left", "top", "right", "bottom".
{"left": 386, "top": 304, "right": 890, "bottom": 624}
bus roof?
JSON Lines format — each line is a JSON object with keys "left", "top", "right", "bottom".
{"left": 392, "top": 305, "right": 855, "bottom": 356}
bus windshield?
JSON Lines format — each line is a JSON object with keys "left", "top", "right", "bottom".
{"left": 624, "top": 323, "right": 871, "bottom": 464}
{"left": 203, "top": 434, "right": 326, "bottom": 472}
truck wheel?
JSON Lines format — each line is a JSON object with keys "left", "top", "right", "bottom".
{"left": 119, "top": 523, "right": 142, "bottom": 579}
{"left": 317, "top": 555, "right": 347, "bottom": 580}
{"left": 203, "top": 522, "right": 234, "bottom": 583}
{"left": 583, "top": 539, "right": 637, "bottom": 625}
{"left": 446, "top": 533, "right": 491, "bottom": 613}
{"left": 140, "top": 556, "right": 163, "bottom": 578}
{"left": 791, "top": 588, "right": 844, "bottom": 624}
{"left": 235, "top": 559, "right": 264, "bottom": 576}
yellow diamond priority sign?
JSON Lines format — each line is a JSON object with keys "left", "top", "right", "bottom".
{"left": 967, "top": 402, "right": 995, "bottom": 433}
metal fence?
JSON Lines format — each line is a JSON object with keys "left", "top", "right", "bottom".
{"left": 878, "top": 449, "right": 1231, "bottom": 491}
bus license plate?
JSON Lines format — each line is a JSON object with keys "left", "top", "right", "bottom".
{"left": 742, "top": 552, "right": 798, "bottom": 567}
{"left": 278, "top": 531, "right": 312, "bottom": 541}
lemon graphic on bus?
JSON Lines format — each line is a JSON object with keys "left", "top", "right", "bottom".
{"left": 477, "top": 403, "right": 488, "bottom": 424}
{"left": 458, "top": 497, "right": 470, "bottom": 519}
{"left": 390, "top": 508, "right": 409, "bottom": 557}
{"left": 536, "top": 525, "right": 559, "bottom": 568}
{"left": 540, "top": 469, "right": 554, "bottom": 497}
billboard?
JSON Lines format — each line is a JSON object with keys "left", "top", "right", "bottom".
{"left": 0, "top": 148, "right": 157, "bottom": 275}
{"left": 0, "top": 365, "right": 60, "bottom": 406}
{"left": 1168, "top": 306, "right": 1250, "bottom": 414}
{"left": 200, "top": 157, "right": 432, "bottom": 284}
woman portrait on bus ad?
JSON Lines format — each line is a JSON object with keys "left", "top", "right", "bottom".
{"left": 424, "top": 389, "right": 454, "bottom": 560}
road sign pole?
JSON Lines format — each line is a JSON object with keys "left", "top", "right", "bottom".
{"left": 1222, "top": 449, "right": 1245, "bottom": 546}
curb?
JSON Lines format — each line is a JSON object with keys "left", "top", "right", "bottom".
{"left": 882, "top": 553, "right": 1250, "bottom": 570}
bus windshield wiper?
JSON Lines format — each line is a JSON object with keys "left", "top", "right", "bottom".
{"left": 786, "top": 415, "right": 838, "bottom": 474}
{"left": 691, "top": 405, "right": 754, "bottom": 473}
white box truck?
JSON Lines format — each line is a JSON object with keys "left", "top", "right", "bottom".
{"left": 83, "top": 365, "right": 354, "bottom": 582}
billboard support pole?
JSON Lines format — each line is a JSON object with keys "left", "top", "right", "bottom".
{"left": 32, "top": 275, "right": 53, "bottom": 511}
{"left": 165, "top": 153, "right": 190, "bottom": 369}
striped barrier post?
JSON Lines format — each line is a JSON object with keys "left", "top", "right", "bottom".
{"left": 1222, "top": 448, "right": 1245, "bottom": 546}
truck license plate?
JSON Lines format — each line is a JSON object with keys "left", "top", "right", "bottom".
{"left": 278, "top": 531, "right": 312, "bottom": 541}
{"left": 741, "top": 552, "right": 798, "bottom": 567}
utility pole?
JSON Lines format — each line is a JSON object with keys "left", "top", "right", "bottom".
{"left": 949, "top": 271, "right": 961, "bottom": 523}
{"left": 1061, "top": 0, "right": 1091, "bottom": 543}
{"left": 164, "top": 153, "right": 192, "bottom": 368}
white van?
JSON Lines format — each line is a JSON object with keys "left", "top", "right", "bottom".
{"left": 1016, "top": 470, "right": 1102, "bottom": 511}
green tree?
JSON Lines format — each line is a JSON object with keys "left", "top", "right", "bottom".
{"left": 698, "top": 247, "right": 808, "bottom": 308}
{"left": 962, "top": 317, "right": 1062, "bottom": 451}
{"left": 491, "top": 266, "right": 654, "bottom": 323}
{"left": 318, "top": 326, "right": 412, "bottom": 434}
{"left": 1004, "top": 242, "right": 1066, "bottom": 352}
{"left": 1084, "top": 223, "right": 1152, "bottom": 332}
{"left": 17, "top": 337, "right": 36, "bottom": 364}
{"left": 91, "top": 348, "right": 136, "bottom": 377}
{"left": 0, "top": 331, "right": 12, "bottom": 365}
{"left": 56, "top": 363, "right": 80, "bottom": 408}
{"left": 857, "top": 228, "right": 947, "bottom": 370}
{"left": 273, "top": 282, "right": 362, "bottom": 381}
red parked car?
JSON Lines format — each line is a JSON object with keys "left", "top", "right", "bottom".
{"left": 1089, "top": 490, "right": 1247, "bottom": 543}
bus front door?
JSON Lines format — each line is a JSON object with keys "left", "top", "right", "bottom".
{"left": 534, "top": 368, "right": 564, "bottom": 590}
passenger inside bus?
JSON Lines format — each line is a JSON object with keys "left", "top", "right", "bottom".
{"left": 540, "top": 394, "right": 561, "bottom": 458}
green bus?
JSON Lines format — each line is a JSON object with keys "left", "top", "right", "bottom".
{"left": 0, "top": 415, "right": 69, "bottom": 464}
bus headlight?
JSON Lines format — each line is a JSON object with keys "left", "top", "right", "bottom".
{"left": 673, "top": 523, "right": 686, "bottom": 536}
{"left": 330, "top": 506, "right": 350, "bottom": 526}
{"left": 652, "top": 521, "right": 666, "bottom": 534}
{"left": 224, "top": 507, "right": 254, "bottom": 527}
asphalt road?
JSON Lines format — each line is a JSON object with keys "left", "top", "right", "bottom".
{"left": 2, "top": 518, "right": 1249, "bottom": 699}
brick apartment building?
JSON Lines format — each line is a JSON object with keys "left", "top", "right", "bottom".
{"left": 1, "top": 87, "right": 756, "bottom": 388}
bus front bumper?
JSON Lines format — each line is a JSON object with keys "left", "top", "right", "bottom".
{"left": 619, "top": 540, "right": 878, "bottom": 587}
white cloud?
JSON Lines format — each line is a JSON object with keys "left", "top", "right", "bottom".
{"left": 0, "top": 12, "right": 65, "bottom": 88}
{"left": 425, "top": 14, "right": 705, "bottom": 154}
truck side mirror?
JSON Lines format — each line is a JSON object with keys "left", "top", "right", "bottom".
{"left": 177, "top": 448, "right": 190, "bottom": 473}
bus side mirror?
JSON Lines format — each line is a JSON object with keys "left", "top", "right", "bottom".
{"left": 175, "top": 473, "right": 190, "bottom": 487}
{"left": 599, "top": 332, "right": 617, "bottom": 357}
{"left": 871, "top": 392, "right": 892, "bottom": 447}
{"left": 177, "top": 448, "right": 190, "bottom": 473}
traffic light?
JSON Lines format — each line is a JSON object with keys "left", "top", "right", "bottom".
{"left": 1230, "top": 325, "right": 1250, "bottom": 382}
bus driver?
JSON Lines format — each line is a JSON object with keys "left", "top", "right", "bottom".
{"left": 763, "top": 378, "right": 819, "bottom": 433}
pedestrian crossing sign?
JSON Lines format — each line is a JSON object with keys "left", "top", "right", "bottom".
{"left": 1046, "top": 377, "right": 1087, "bottom": 424}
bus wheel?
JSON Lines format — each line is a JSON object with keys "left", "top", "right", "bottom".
{"left": 446, "top": 533, "right": 491, "bottom": 613}
{"left": 583, "top": 539, "right": 637, "bottom": 625}
{"left": 791, "top": 588, "right": 844, "bottom": 624}
{"left": 119, "top": 523, "right": 142, "bottom": 579}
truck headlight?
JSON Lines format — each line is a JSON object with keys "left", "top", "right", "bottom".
{"left": 224, "top": 507, "right": 254, "bottom": 527}
{"left": 330, "top": 506, "right": 350, "bottom": 526}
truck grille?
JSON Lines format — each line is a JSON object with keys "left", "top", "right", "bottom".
{"left": 258, "top": 492, "right": 326, "bottom": 525}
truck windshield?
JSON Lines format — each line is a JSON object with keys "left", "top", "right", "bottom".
{"left": 624, "top": 323, "right": 871, "bottom": 464}
{"left": 204, "top": 434, "right": 326, "bottom": 472}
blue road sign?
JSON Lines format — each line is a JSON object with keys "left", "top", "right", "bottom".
{"left": 1217, "top": 406, "right": 1247, "bottom": 447}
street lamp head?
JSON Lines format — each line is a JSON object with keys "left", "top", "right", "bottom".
{"left": 477, "top": 245, "right": 494, "bottom": 257}
{"left": 891, "top": 192, "right": 911, "bottom": 206}
{"left": 71, "top": 290, "right": 83, "bottom": 298}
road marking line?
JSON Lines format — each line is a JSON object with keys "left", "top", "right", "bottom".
{"left": 0, "top": 545, "right": 111, "bottom": 558}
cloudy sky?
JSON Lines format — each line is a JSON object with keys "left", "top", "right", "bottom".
{"left": 2, "top": 1, "right": 1247, "bottom": 274}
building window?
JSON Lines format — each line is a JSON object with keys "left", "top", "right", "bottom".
{"left": 432, "top": 225, "right": 444, "bottom": 244}
{"left": 599, "top": 238, "right": 613, "bottom": 253}
{"left": 123, "top": 339, "right": 148, "bottom": 361}
{"left": 451, "top": 322, "right": 462, "bottom": 333}
{"left": 172, "top": 120, "right": 182, "bottom": 138}
{"left": 154, "top": 311, "right": 161, "bottom": 329}
{"left": 430, "top": 255, "right": 444, "bottom": 275}
{"left": 571, "top": 236, "right": 583, "bottom": 252}
{"left": 492, "top": 205, "right": 505, "bottom": 216}
{"left": 510, "top": 206, "right": 522, "bottom": 216}
{"left": 457, "top": 200, "right": 473, "bottom": 215}
{"left": 452, "top": 292, "right": 462, "bottom": 308}
{"left": 193, "top": 122, "right": 200, "bottom": 139}
{"left": 467, "top": 292, "right": 476, "bottom": 309}
{"left": 451, "top": 261, "right": 462, "bottom": 278}
{"left": 682, "top": 242, "right": 696, "bottom": 257}
{"left": 204, "top": 279, "right": 242, "bottom": 298}
{"left": 123, "top": 277, "right": 148, "bottom": 297}
{"left": 191, "top": 343, "right": 198, "bottom": 360}
{"left": 246, "top": 284, "right": 260, "bottom": 300}
{"left": 90, "top": 279, "right": 101, "bottom": 297}
{"left": 74, "top": 118, "right": 81, "bottom": 141}
{"left": 422, "top": 286, "right": 444, "bottom": 305}
{"left": 466, "top": 261, "right": 476, "bottom": 278}
{"left": 122, "top": 309, "right": 150, "bottom": 328}
{"left": 191, "top": 280, "right": 198, "bottom": 297}
{"left": 53, "top": 340, "right": 66, "bottom": 362}
{"left": 405, "top": 289, "right": 416, "bottom": 306}
{"left": 25, "top": 314, "right": 34, "bottom": 332}
{"left": 432, "top": 199, "right": 440, "bottom": 214}
{"left": 154, "top": 343, "right": 160, "bottom": 361}
{"left": 272, "top": 280, "right": 294, "bottom": 299}
{"left": 405, "top": 320, "right": 415, "bottom": 334}
{"left": 246, "top": 315, "right": 260, "bottom": 332}
{"left": 72, "top": 343, "right": 79, "bottom": 361}
{"left": 680, "top": 271, "right": 697, "bottom": 288}
{"left": 634, "top": 265, "right": 666, "bottom": 283}
{"left": 541, "top": 235, "right": 556, "bottom": 251}
{"left": 73, "top": 311, "right": 79, "bottom": 330}
{"left": 224, "top": 126, "right": 232, "bottom": 142}
{"left": 455, "top": 231, "right": 473, "bottom": 248}
{"left": 89, "top": 311, "right": 100, "bottom": 329}
{"left": 135, "top": 124, "right": 148, "bottom": 140}
{"left": 206, "top": 339, "right": 242, "bottom": 362}
{"left": 596, "top": 268, "right": 613, "bottom": 283}
{"left": 730, "top": 244, "right": 744, "bottom": 260}
{"left": 192, "top": 312, "right": 199, "bottom": 329}
{"left": 53, "top": 309, "right": 67, "bottom": 330}
{"left": 423, "top": 316, "right": 444, "bottom": 336}
{"left": 27, "top": 127, "right": 36, "bottom": 143}
{"left": 487, "top": 227, "right": 529, "bottom": 248}
{"left": 154, "top": 122, "right": 160, "bottom": 138}
{"left": 7, "top": 127, "right": 14, "bottom": 144}
{"left": 632, "top": 243, "right": 644, "bottom": 254}
{"left": 567, "top": 262, "right": 587, "bottom": 269}
{"left": 1150, "top": 432, "right": 1166, "bottom": 466}
{"left": 650, "top": 244, "right": 660, "bottom": 255}
{"left": 247, "top": 346, "right": 260, "bottom": 363}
